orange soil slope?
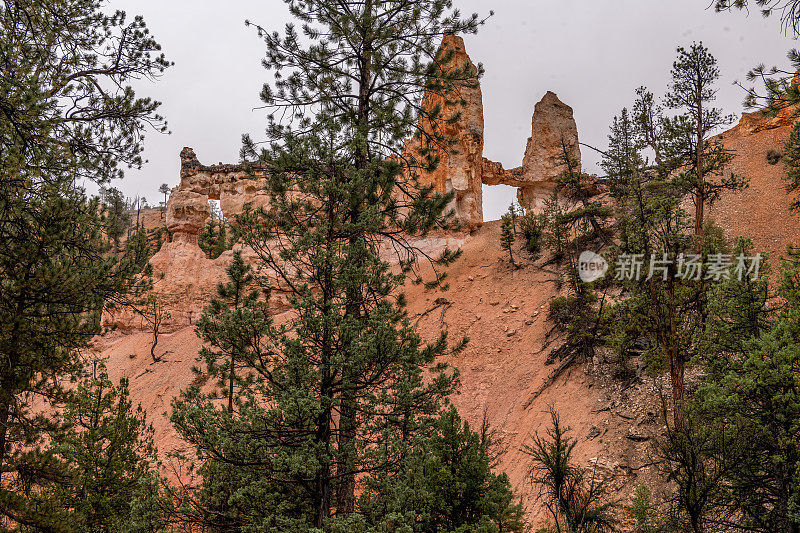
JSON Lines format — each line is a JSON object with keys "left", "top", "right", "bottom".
{"left": 710, "top": 118, "right": 800, "bottom": 257}
{"left": 96, "top": 221, "right": 663, "bottom": 524}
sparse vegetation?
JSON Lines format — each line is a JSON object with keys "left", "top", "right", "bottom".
{"left": 520, "top": 210, "right": 545, "bottom": 258}
{"left": 501, "top": 207, "right": 518, "bottom": 267}
{"left": 198, "top": 218, "right": 230, "bottom": 259}
{"left": 524, "top": 409, "right": 618, "bottom": 533}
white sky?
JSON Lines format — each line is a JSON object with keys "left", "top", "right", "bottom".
{"left": 111, "top": 0, "right": 797, "bottom": 221}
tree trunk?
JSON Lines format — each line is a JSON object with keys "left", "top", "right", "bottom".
{"left": 314, "top": 377, "right": 333, "bottom": 528}
{"left": 669, "top": 347, "right": 685, "bottom": 431}
{"left": 694, "top": 92, "right": 704, "bottom": 237}
{"left": 667, "top": 274, "right": 685, "bottom": 430}
{"left": 228, "top": 353, "right": 234, "bottom": 413}
{"left": 333, "top": 0, "right": 374, "bottom": 514}
{"left": 0, "top": 399, "right": 9, "bottom": 486}
{"left": 336, "top": 396, "right": 356, "bottom": 514}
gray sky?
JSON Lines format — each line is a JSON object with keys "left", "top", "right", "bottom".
{"left": 112, "top": 0, "right": 796, "bottom": 221}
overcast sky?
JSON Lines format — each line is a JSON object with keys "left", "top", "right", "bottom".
{"left": 110, "top": 0, "right": 796, "bottom": 221}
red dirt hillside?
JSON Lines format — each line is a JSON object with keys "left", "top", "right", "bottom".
{"left": 92, "top": 109, "right": 800, "bottom": 527}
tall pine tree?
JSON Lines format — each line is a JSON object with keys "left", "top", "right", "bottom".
{"left": 601, "top": 43, "right": 744, "bottom": 427}
{"left": 0, "top": 0, "right": 169, "bottom": 523}
{"left": 172, "top": 1, "right": 497, "bottom": 529}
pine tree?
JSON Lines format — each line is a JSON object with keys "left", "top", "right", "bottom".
{"left": 714, "top": 2, "right": 800, "bottom": 121}
{"left": 103, "top": 186, "right": 131, "bottom": 251}
{"left": 541, "top": 144, "right": 612, "bottom": 366}
{"left": 199, "top": 219, "right": 229, "bottom": 259}
{"left": 170, "top": 251, "right": 280, "bottom": 530}
{"left": 601, "top": 44, "right": 743, "bottom": 427}
{"left": 693, "top": 317, "right": 800, "bottom": 533}
{"left": 0, "top": 1, "right": 169, "bottom": 521}
{"left": 173, "top": 0, "right": 492, "bottom": 529}
{"left": 158, "top": 184, "right": 171, "bottom": 219}
{"left": 700, "top": 238, "right": 773, "bottom": 365}
{"left": 361, "top": 407, "right": 526, "bottom": 532}
{"left": 684, "top": 249, "right": 800, "bottom": 532}
{"left": 196, "top": 251, "right": 263, "bottom": 414}
{"left": 500, "top": 208, "right": 517, "bottom": 267}
{"left": 783, "top": 120, "right": 800, "bottom": 212}
{"left": 523, "top": 409, "right": 617, "bottom": 532}
{"left": 664, "top": 43, "right": 741, "bottom": 240}
{"left": 1, "top": 362, "right": 167, "bottom": 531}
{"left": 715, "top": 0, "right": 800, "bottom": 35}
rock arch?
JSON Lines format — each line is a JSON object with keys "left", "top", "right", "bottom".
{"left": 165, "top": 148, "right": 270, "bottom": 243}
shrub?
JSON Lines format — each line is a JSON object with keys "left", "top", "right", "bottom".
{"left": 630, "top": 484, "right": 657, "bottom": 532}
{"left": 523, "top": 409, "right": 618, "bottom": 532}
{"left": 520, "top": 211, "right": 544, "bottom": 258}
{"left": 767, "top": 149, "right": 782, "bottom": 165}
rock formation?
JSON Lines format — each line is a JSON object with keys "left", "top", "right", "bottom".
{"left": 482, "top": 91, "right": 581, "bottom": 210}
{"left": 402, "top": 34, "right": 485, "bottom": 230}
{"left": 164, "top": 38, "right": 583, "bottom": 240}
{"left": 166, "top": 148, "right": 269, "bottom": 243}
{"left": 130, "top": 35, "right": 586, "bottom": 332}
{"left": 517, "top": 91, "right": 581, "bottom": 209}
{"left": 404, "top": 37, "right": 583, "bottom": 224}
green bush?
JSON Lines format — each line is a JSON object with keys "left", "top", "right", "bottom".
{"left": 520, "top": 211, "right": 544, "bottom": 258}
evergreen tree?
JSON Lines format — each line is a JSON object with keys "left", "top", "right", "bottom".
{"left": 196, "top": 251, "right": 263, "bottom": 414}
{"left": 172, "top": 0, "right": 496, "bottom": 529}
{"left": 199, "top": 219, "right": 229, "bottom": 259}
{"left": 518, "top": 210, "right": 544, "bottom": 259}
{"left": 103, "top": 186, "right": 131, "bottom": 251}
{"left": 714, "top": 2, "right": 800, "bottom": 116}
{"left": 2, "top": 363, "right": 167, "bottom": 531}
{"left": 600, "top": 44, "right": 743, "bottom": 426}
{"left": 0, "top": 0, "right": 169, "bottom": 522}
{"left": 500, "top": 209, "right": 517, "bottom": 268}
{"left": 654, "top": 404, "right": 740, "bottom": 533}
{"left": 360, "top": 407, "right": 526, "bottom": 532}
{"left": 683, "top": 250, "right": 800, "bottom": 532}
{"left": 158, "top": 184, "right": 170, "bottom": 219}
{"left": 170, "top": 252, "right": 282, "bottom": 530}
{"left": 541, "top": 145, "right": 612, "bottom": 365}
{"left": 715, "top": 0, "right": 800, "bottom": 35}
{"left": 664, "top": 43, "right": 740, "bottom": 239}
{"left": 699, "top": 238, "right": 773, "bottom": 365}
{"left": 695, "top": 317, "right": 800, "bottom": 532}
{"left": 523, "top": 409, "right": 617, "bottom": 533}
{"left": 784, "top": 120, "right": 800, "bottom": 212}
{"left": 551, "top": 143, "right": 613, "bottom": 252}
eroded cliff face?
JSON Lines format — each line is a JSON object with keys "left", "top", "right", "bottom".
{"left": 109, "top": 35, "right": 585, "bottom": 334}
{"left": 401, "top": 34, "right": 486, "bottom": 230}
{"left": 166, "top": 148, "right": 270, "bottom": 243}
